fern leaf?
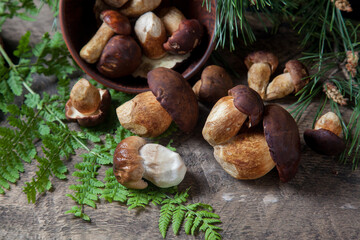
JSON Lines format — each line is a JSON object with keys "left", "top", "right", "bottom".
{"left": 172, "top": 205, "right": 186, "bottom": 235}
{"left": 184, "top": 212, "right": 195, "bottom": 235}
{"left": 159, "top": 202, "right": 175, "bottom": 238}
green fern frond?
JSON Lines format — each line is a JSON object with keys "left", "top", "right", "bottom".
{"left": 159, "top": 201, "right": 176, "bottom": 238}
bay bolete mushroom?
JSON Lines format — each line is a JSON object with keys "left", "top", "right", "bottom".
{"left": 97, "top": 35, "right": 142, "bottom": 78}
{"left": 202, "top": 85, "right": 264, "bottom": 146}
{"left": 192, "top": 65, "right": 233, "bottom": 104}
{"left": 120, "top": 0, "right": 162, "bottom": 18}
{"left": 244, "top": 51, "right": 278, "bottom": 99}
{"left": 265, "top": 60, "right": 309, "bottom": 100}
{"left": 117, "top": 67, "right": 199, "bottom": 137}
{"left": 80, "top": 10, "right": 131, "bottom": 64}
{"left": 304, "top": 112, "right": 346, "bottom": 155}
{"left": 65, "top": 78, "right": 111, "bottom": 127}
{"left": 161, "top": 7, "right": 203, "bottom": 55}
{"left": 113, "top": 136, "right": 187, "bottom": 189}
{"left": 213, "top": 104, "right": 301, "bottom": 182}
{"left": 104, "top": 0, "right": 128, "bottom": 8}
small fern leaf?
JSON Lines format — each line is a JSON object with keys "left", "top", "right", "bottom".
{"left": 172, "top": 205, "right": 186, "bottom": 235}
{"left": 159, "top": 202, "right": 175, "bottom": 238}
{"left": 184, "top": 212, "right": 195, "bottom": 235}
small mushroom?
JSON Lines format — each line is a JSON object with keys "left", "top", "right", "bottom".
{"left": 192, "top": 65, "right": 233, "bottom": 104}
{"left": 265, "top": 60, "right": 309, "bottom": 100}
{"left": 104, "top": 0, "right": 128, "bottom": 8}
{"left": 113, "top": 136, "right": 187, "bottom": 189}
{"left": 117, "top": 67, "right": 198, "bottom": 137}
{"left": 80, "top": 10, "right": 131, "bottom": 64}
{"left": 161, "top": 7, "right": 203, "bottom": 55}
{"left": 120, "top": 0, "right": 162, "bottom": 18}
{"left": 244, "top": 51, "right": 278, "bottom": 99}
{"left": 160, "top": 7, "right": 186, "bottom": 35}
{"left": 304, "top": 112, "right": 346, "bottom": 155}
{"left": 202, "top": 85, "right": 264, "bottom": 146}
{"left": 213, "top": 104, "right": 301, "bottom": 182}
{"left": 65, "top": 78, "right": 111, "bottom": 127}
{"left": 134, "top": 12, "right": 167, "bottom": 59}
{"left": 97, "top": 35, "right": 142, "bottom": 78}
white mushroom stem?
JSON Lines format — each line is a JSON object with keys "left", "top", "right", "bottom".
{"left": 139, "top": 143, "right": 187, "bottom": 188}
{"left": 161, "top": 7, "right": 186, "bottom": 35}
{"left": 264, "top": 72, "right": 294, "bottom": 101}
{"left": 80, "top": 22, "right": 115, "bottom": 64}
{"left": 314, "top": 112, "right": 342, "bottom": 136}
{"left": 247, "top": 62, "right": 272, "bottom": 99}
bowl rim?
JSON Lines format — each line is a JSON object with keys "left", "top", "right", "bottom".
{"left": 59, "top": 0, "right": 217, "bottom": 93}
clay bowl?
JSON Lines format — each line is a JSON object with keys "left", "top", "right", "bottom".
{"left": 59, "top": 0, "right": 216, "bottom": 93}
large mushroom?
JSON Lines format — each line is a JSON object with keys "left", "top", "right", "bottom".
{"left": 113, "top": 136, "right": 187, "bottom": 189}
{"left": 80, "top": 10, "right": 131, "bottom": 64}
{"left": 65, "top": 78, "right": 111, "bottom": 127}
{"left": 244, "top": 51, "right": 278, "bottom": 99}
{"left": 265, "top": 60, "right": 309, "bottom": 100}
{"left": 117, "top": 67, "right": 199, "bottom": 137}
{"left": 119, "top": 0, "right": 162, "bottom": 18}
{"left": 192, "top": 65, "right": 233, "bottom": 104}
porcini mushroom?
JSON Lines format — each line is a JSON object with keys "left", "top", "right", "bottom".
{"left": 113, "top": 136, "right": 187, "bottom": 189}
{"left": 244, "top": 51, "right": 278, "bottom": 99}
{"left": 104, "top": 0, "right": 128, "bottom": 8}
{"left": 97, "top": 35, "right": 142, "bottom": 78}
{"left": 134, "top": 12, "right": 167, "bottom": 59}
{"left": 213, "top": 104, "right": 301, "bottom": 182}
{"left": 265, "top": 60, "right": 309, "bottom": 100}
{"left": 120, "top": 0, "right": 162, "bottom": 18}
{"left": 202, "top": 85, "right": 264, "bottom": 146}
{"left": 192, "top": 65, "right": 233, "bottom": 104}
{"left": 80, "top": 10, "right": 131, "bottom": 64}
{"left": 65, "top": 79, "right": 111, "bottom": 127}
{"left": 304, "top": 112, "right": 346, "bottom": 155}
{"left": 117, "top": 67, "right": 199, "bottom": 137}
{"left": 161, "top": 7, "right": 203, "bottom": 55}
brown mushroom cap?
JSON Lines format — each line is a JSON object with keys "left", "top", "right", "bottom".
{"left": 103, "top": 0, "right": 128, "bottom": 8}
{"left": 303, "top": 129, "right": 346, "bottom": 156}
{"left": 284, "top": 60, "right": 309, "bottom": 93}
{"left": 263, "top": 104, "right": 301, "bottom": 183}
{"left": 228, "top": 85, "right": 264, "bottom": 128}
{"left": 113, "top": 136, "right": 148, "bottom": 189}
{"left": 194, "top": 65, "right": 233, "bottom": 104}
{"left": 97, "top": 35, "right": 142, "bottom": 78}
{"left": 101, "top": 10, "right": 131, "bottom": 35}
{"left": 244, "top": 51, "right": 279, "bottom": 73}
{"left": 163, "top": 19, "right": 204, "bottom": 55}
{"left": 65, "top": 89, "right": 111, "bottom": 127}
{"left": 147, "top": 67, "right": 199, "bottom": 133}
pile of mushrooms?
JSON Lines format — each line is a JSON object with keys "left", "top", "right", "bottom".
{"left": 202, "top": 85, "right": 301, "bottom": 182}
{"left": 245, "top": 51, "right": 310, "bottom": 100}
{"left": 81, "top": 1, "right": 204, "bottom": 79}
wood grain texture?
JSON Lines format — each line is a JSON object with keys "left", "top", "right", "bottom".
{"left": 1, "top": 4, "right": 360, "bottom": 240}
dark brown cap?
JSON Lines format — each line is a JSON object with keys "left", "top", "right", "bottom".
{"left": 228, "top": 85, "right": 264, "bottom": 128}
{"left": 284, "top": 60, "right": 309, "bottom": 93}
{"left": 163, "top": 19, "right": 203, "bottom": 55}
{"left": 101, "top": 10, "right": 131, "bottom": 35}
{"left": 147, "top": 67, "right": 199, "bottom": 133}
{"left": 263, "top": 104, "right": 301, "bottom": 183}
{"left": 244, "top": 51, "right": 278, "bottom": 73}
{"left": 303, "top": 129, "right": 346, "bottom": 155}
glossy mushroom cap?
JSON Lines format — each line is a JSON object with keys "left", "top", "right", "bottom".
{"left": 244, "top": 51, "right": 279, "bottom": 73}
{"left": 228, "top": 85, "right": 264, "bottom": 128}
{"left": 193, "top": 65, "right": 233, "bottom": 104}
{"left": 284, "top": 60, "right": 309, "bottom": 93}
{"left": 147, "top": 67, "right": 199, "bottom": 133}
{"left": 263, "top": 104, "right": 301, "bottom": 182}
{"left": 304, "top": 129, "right": 346, "bottom": 155}
{"left": 163, "top": 19, "right": 204, "bottom": 55}
{"left": 101, "top": 10, "right": 131, "bottom": 35}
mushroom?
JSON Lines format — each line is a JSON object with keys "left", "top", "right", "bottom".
{"left": 104, "top": 0, "right": 128, "bottom": 8}
{"left": 213, "top": 104, "right": 301, "bottom": 182}
{"left": 161, "top": 7, "right": 203, "bottom": 55}
{"left": 202, "top": 85, "right": 264, "bottom": 146}
{"left": 120, "top": 0, "right": 162, "bottom": 18}
{"left": 265, "top": 60, "right": 309, "bottom": 100}
{"left": 244, "top": 51, "right": 278, "bottom": 99}
{"left": 80, "top": 10, "right": 131, "bottom": 64}
{"left": 303, "top": 112, "right": 346, "bottom": 155}
{"left": 117, "top": 67, "right": 198, "bottom": 137}
{"left": 97, "top": 35, "right": 142, "bottom": 78}
{"left": 134, "top": 12, "right": 167, "bottom": 59}
{"left": 65, "top": 78, "right": 111, "bottom": 127}
{"left": 113, "top": 136, "right": 187, "bottom": 189}
{"left": 192, "top": 65, "right": 233, "bottom": 104}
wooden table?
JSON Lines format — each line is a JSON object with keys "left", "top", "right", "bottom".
{"left": 1, "top": 5, "right": 359, "bottom": 240}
